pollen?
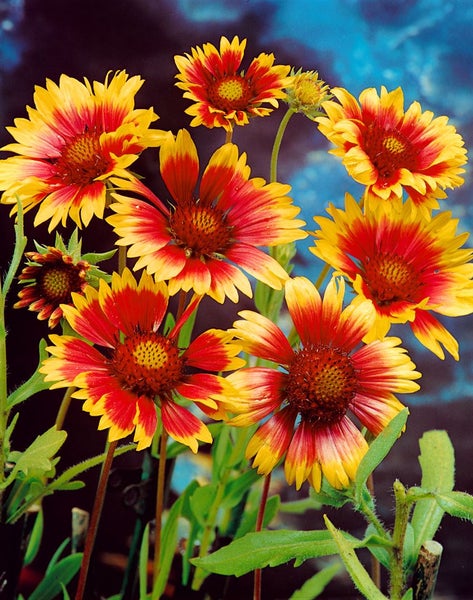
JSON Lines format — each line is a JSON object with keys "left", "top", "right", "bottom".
{"left": 169, "top": 202, "right": 234, "bottom": 259}
{"left": 208, "top": 75, "right": 253, "bottom": 112}
{"left": 361, "top": 251, "right": 420, "bottom": 306}
{"left": 286, "top": 345, "right": 358, "bottom": 426}
{"left": 363, "top": 124, "right": 418, "bottom": 180}
{"left": 55, "top": 129, "right": 111, "bottom": 186}
{"left": 38, "top": 264, "right": 84, "bottom": 303}
{"left": 112, "top": 333, "right": 184, "bottom": 398}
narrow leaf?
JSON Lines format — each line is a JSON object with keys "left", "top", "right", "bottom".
{"left": 7, "top": 339, "right": 50, "bottom": 408}
{"left": 152, "top": 491, "right": 187, "bottom": 598}
{"left": 355, "top": 409, "right": 409, "bottom": 491}
{"left": 191, "top": 529, "right": 358, "bottom": 576}
{"left": 434, "top": 491, "right": 473, "bottom": 522}
{"left": 139, "top": 523, "right": 150, "bottom": 600}
{"left": 289, "top": 561, "right": 342, "bottom": 599}
{"left": 24, "top": 509, "right": 44, "bottom": 565}
{"left": 324, "top": 516, "right": 388, "bottom": 599}
{"left": 28, "top": 554, "right": 82, "bottom": 600}
{"left": 234, "top": 494, "right": 280, "bottom": 539}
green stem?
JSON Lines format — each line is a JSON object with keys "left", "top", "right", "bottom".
{"left": 358, "top": 488, "right": 388, "bottom": 540}
{"left": 55, "top": 386, "right": 75, "bottom": 430}
{"left": 75, "top": 439, "right": 118, "bottom": 600}
{"left": 0, "top": 201, "right": 27, "bottom": 518}
{"left": 367, "top": 473, "right": 381, "bottom": 590}
{"left": 152, "top": 429, "right": 168, "bottom": 587}
{"left": 389, "top": 480, "right": 412, "bottom": 600}
{"left": 270, "top": 108, "right": 295, "bottom": 183}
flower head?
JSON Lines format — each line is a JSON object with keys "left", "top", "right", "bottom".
{"left": 40, "top": 269, "right": 244, "bottom": 451}
{"left": 14, "top": 231, "right": 112, "bottom": 329}
{"left": 285, "top": 69, "right": 331, "bottom": 120}
{"left": 227, "top": 276, "right": 420, "bottom": 491}
{"left": 311, "top": 194, "right": 473, "bottom": 359}
{"left": 0, "top": 71, "right": 166, "bottom": 230}
{"left": 174, "top": 36, "right": 290, "bottom": 131}
{"left": 317, "top": 86, "right": 467, "bottom": 208}
{"left": 107, "top": 129, "right": 307, "bottom": 303}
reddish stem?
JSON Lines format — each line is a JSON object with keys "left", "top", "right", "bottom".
{"left": 253, "top": 473, "right": 272, "bottom": 600}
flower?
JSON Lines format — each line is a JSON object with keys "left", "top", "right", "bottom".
{"left": 285, "top": 69, "right": 331, "bottom": 120}
{"left": 40, "top": 268, "right": 244, "bottom": 451}
{"left": 14, "top": 230, "right": 112, "bottom": 329}
{"left": 174, "top": 36, "right": 290, "bottom": 131}
{"left": 107, "top": 129, "right": 307, "bottom": 303}
{"left": 316, "top": 86, "right": 467, "bottom": 208}
{"left": 227, "top": 276, "right": 420, "bottom": 491}
{"left": 311, "top": 194, "right": 473, "bottom": 359}
{"left": 15, "top": 248, "right": 88, "bottom": 329}
{"left": 0, "top": 71, "right": 166, "bottom": 231}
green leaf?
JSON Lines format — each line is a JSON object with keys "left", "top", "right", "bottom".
{"left": 434, "top": 491, "right": 473, "bottom": 522}
{"left": 309, "top": 483, "right": 351, "bottom": 509}
{"left": 3, "top": 427, "right": 67, "bottom": 488}
{"left": 139, "top": 522, "right": 150, "bottom": 600}
{"left": 362, "top": 524, "right": 392, "bottom": 569}
{"left": 7, "top": 443, "right": 135, "bottom": 524}
{"left": 191, "top": 528, "right": 358, "bottom": 576}
{"left": 7, "top": 339, "right": 51, "bottom": 408}
{"left": 221, "top": 469, "right": 261, "bottom": 510}
{"left": 355, "top": 409, "right": 409, "bottom": 492}
{"left": 28, "top": 554, "right": 82, "bottom": 600}
{"left": 324, "top": 516, "right": 388, "bottom": 600}
{"left": 280, "top": 496, "right": 323, "bottom": 514}
{"left": 234, "top": 494, "right": 280, "bottom": 539}
{"left": 189, "top": 483, "right": 219, "bottom": 526}
{"left": 151, "top": 489, "right": 189, "bottom": 599}
{"left": 289, "top": 561, "right": 342, "bottom": 599}
{"left": 24, "top": 509, "right": 44, "bottom": 565}
{"left": 411, "top": 430, "right": 454, "bottom": 553}
{"left": 211, "top": 425, "right": 233, "bottom": 480}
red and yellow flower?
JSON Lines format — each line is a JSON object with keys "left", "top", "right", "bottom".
{"left": 0, "top": 71, "right": 166, "bottom": 230}
{"left": 317, "top": 86, "right": 467, "bottom": 209}
{"left": 227, "top": 276, "right": 420, "bottom": 491}
{"left": 174, "top": 36, "right": 290, "bottom": 131}
{"left": 107, "top": 129, "right": 306, "bottom": 303}
{"left": 311, "top": 194, "right": 473, "bottom": 359}
{"left": 40, "top": 269, "right": 244, "bottom": 451}
{"left": 15, "top": 246, "right": 92, "bottom": 329}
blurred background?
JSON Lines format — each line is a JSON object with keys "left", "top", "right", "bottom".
{"left": 0, "top": 0, "right": 472, "bottom": 598}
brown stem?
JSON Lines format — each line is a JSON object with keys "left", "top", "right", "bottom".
{"left": 253, "top": 473, "right": 271, "bottom": 600}
{"left": 413, "top": 541, "right": 443, "bottom": 600}
{"left": 75, "top": 439, "right": 118, "bottom": 600}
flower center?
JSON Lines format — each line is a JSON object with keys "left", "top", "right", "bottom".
{"left": 361, "top": 251, "right": 420, "bottom": 306}
{"left": 111, "top": 333, "right": 184, "bottom": 398}
{"left": 208, "top": 75, "right": 253, "bottom": 112}
{"left": 54, "top": 130, "right": 111, "bottom": 186}
{"left": 38, "top": 264, "right": 84, "bottom": 303}
{"left": 286, "top": 345, "right": 358, "bottom": 426}
{"left": 363, "top": 124, "right": 418, "bottom": 181}
{"left": 169, "top": 201, "right": 234, "bottom": 259}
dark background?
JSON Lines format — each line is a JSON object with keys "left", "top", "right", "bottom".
{"left": 1, "top": 1, "right": 472, "bottom": 598}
